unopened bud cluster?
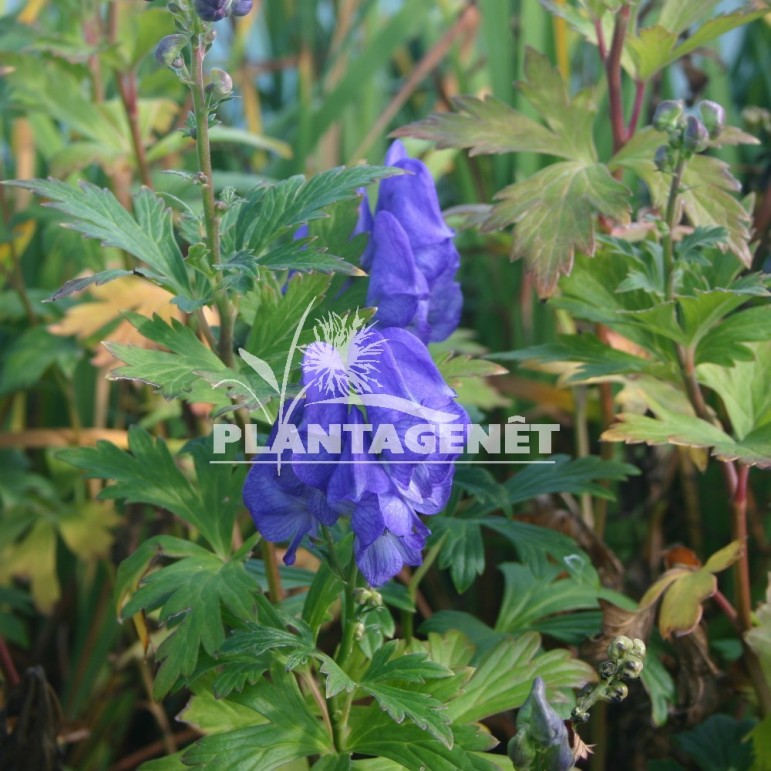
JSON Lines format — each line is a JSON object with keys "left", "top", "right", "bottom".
{"left": 571, "top": 636, "right": 646, "bottom": 724}
{"left": 194, "top": 0, "right": 252, "bottom": 22}
{"left": 353, "top": 587, "right": 384, "bottom": 608}
{"left": 653, "top": 99, "right": 726, "bottom": 170}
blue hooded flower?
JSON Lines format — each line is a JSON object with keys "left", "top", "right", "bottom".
{"left": 361, "top": 141, "right": 462, "bottom": 343}
{"left": 242, "top": 322, "right": 467, "bottom": 586}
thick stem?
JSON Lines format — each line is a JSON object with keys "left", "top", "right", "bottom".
{"left": 606, "top": 4, "right": 630, "bottom": 153}
{"left": 332, "top": 559, "right": 360, "bottom": 751}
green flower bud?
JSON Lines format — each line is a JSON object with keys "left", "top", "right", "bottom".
{"left": 207, "top": 67, "right": 233, "bottom": 97}
{"left": 599, "top": 660, "right": 617, "bottom": 680}
{"left": 683, "top": 115, "right": 709, "bottom": 153}
{"left": 653, "top": 100, "right": 684, "bottom": 133}
{"left": 605, "top": 682, "right": 629, "bottom": 704}
{"left": 154, "top": 34, "right": 188, "bottom": 70}
{"left": 698, "top": 100, "right": 726, "bottom": 139}
{"left": 620, "top": 657, "right": 644, "bottom": 679}
{"left": 631, "top": 639, "right": 647, "bottom": 659}
{"left": 607, "top": 635, "right": 633, "bottom": 661}
{"left": 353, "top": 622, "right": 366, "bottom": 641}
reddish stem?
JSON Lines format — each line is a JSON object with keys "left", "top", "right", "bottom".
{"left": 732, "top": 464, "right": 752, "bottom": 632}
{"left": 605, "top": 4, "right": 630, "bottom": 153}
{"left": 594, "top": 18, "right": 607, "bottom": 61}
{"left": 627, "top": 80, "right": 646, "bottom": 139}
{"left": 0, "top": 635, "right": 20, "bottom": 688}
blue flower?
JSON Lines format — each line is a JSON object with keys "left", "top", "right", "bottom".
{"left": 242, "top": 322, "right": 467, "bottom": 586}
{"left": 361, "top": 141, "right": 462, "bottom": 343}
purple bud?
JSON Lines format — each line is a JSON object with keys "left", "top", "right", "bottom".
{"left": 232, "top": 0, "right": 253, "bottom": 16}
{"left": 698, "top": 100, "right": 726, "bottom": 140}
{"left": 194, "top": 0, "right": 230, "bottom": 21}
{"left": 683, "top": 115, "right": 709, "bottom": 153}
{"left": 653, "top": 100, "right": 684, "bottom": 133}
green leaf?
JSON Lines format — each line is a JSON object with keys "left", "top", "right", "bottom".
{"left": 484, "top": 160, "right": 631, "bottom": 297}
{"left": 697, "top": 306, "right": 771, "bottom": 367}
{"left": 182, "top": 666, "right": 331, "bottom": 769}
{"left": 445, "top": 633, "right": 594, "bottom": 724}
{"left": 8, "top": 180, "right": 191, "bottom": 296}
{"left": 497, "top": 334, "right": 659, "bottom": 380}
{"left": 432, "top": 518, "right": 486, "bottom": 594}
{"left": 0, "top": 326, "right": 80, "bottom": 396}
{"left": 640, "top": 643, "right": 676, "bottom": 727}
{"left": 698, "top": 342, "right": 771, "bottom": 441}
{"left": 43, "top": 269, "right": 135, "bottom": 302}
{"left": 396, "top": 47, "right": 597, "bottom": 164}
{"left": 122, "top": 552, "right": 259, "bottom": 698}
{"left": 675, "top": 714, "right": 756, "bottom": 771}
{"left": 494, "top": 562, "right": 599, "bottom": 638}
{"left": 346, "top": 709, "right": 497, "bottom": 771}
{"left": 103, "top": 314, "right": 258, "bottom": 409}
{"left": 657, "top": 0, "right": 722, "bottom": 34}
{"left": 60, "top": 426, "right": 237, "bottom": 553}
{"left": 394, "top": 94, "right": 570, "bottom": 158}
{"left": 233, "top": 166, "right": 396, "bottom": 270}
{"left": 611, "top": 128, "right": 756, "bottom": 268}
{"left": 0, "top": 585, "right": 32, "bottom": 647}
{"left": 359, "top": 641, "right": 454, "bottom": 746}
{"left": 180, "top": 686, "right": 266, "bottom": 735}
{"left": 746, "top": 575, "right": 771, "bottom": 686}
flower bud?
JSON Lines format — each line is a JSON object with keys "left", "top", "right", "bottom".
{"left": 194, "top": 0, "right": 230, "bottom": 21}
{"left": 353, "top": 622, "right": 366, "bottom": 641}
{"left": 654, "top": 145, "right": 674, "bottom": 172}
{"left": 631, "top": 639, "right": 647, "bottom": 658}
{"left": 607, "top": 635, "right": 633, "bottom": 661}
{"left": 698, "top": 100, "right": 726, "bottom": 140}
{"left": 653, "top": 100, "right": 684, "bottom": 133}
{"left": 232, "top": 0, "right": 253, "bottom": 16}
{"left": 605, "top": 683, "right": 629, "bottom": 703}
{"left": 599, "top": 660, "right": 617, "bottom": 680}
{"left": 620, "top": 657, "right": 644, "bottom": 679}
{"left": 154, "top": 34, "right": 187, "bottom": 69}
{"left": 683, "top": 115, "right": 709, "bottom": 153}
{"left": 207, "top": 68, "right": 233, "bottom": 97}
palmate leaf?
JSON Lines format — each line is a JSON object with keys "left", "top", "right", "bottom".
{"left": 121, "top": 551, "right": 259, "bottom": 699}
{"left": 7, "top": 179, "right": 192, "bottom": 297}
{"left": 611, "top": 128, "right": 758, "bottom": 268}
{"left": 181, "top": 666, "right": 332, "bottom": 770}
{"left": 396, "top": 48, "right": 626, "bottom": 296}
{"left": 60, "top": 426, "right": 243, "bottom": 554}
{"left": 346, "top": 709, "right": 497, "bottom": 771}
{"left": 232, "top": 165, "right": 397, "bottom": 272}
{"left": 445, "top": 633, "right": 594, "bottom": 724}
{"left": 359, "top": 641, "right": 454, "bottom": 746}
{"left": 483, "top": 161, "right": 630, "bottom": 297}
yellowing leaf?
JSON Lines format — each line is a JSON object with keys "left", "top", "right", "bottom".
{"left": 484, "top": 161, "right": 631, "bottom": 297}
{"left": 658, "top": 569, "right": 717, "bottom": 638}
{"left": 0, "top": 520, "right": 59, "bottom": 612}
{"left": 58, "top": 501, "right": 121, "bottom": 560}
{"left": 49, "top": 274, "right": 186, "bottom": 367}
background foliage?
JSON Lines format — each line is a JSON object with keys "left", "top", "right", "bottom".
{"left": 0, "top": 0, "right": 770, "bottom": 769}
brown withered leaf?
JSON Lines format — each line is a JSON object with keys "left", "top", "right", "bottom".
{"left": 567, "top": 722, "right": 595, "bottom": 764}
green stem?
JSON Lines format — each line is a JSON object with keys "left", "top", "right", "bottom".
{"left": 403, "top": 533, "right": 446, "bottom": 641}
{"left": 332, "top": 558, "right": 360, "bottom": 751}
{"left": 190, "top": 32, "right": 235, "bottom": 367}
{"left": 663, "top": 156, "right": 686, "bottom": 301}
